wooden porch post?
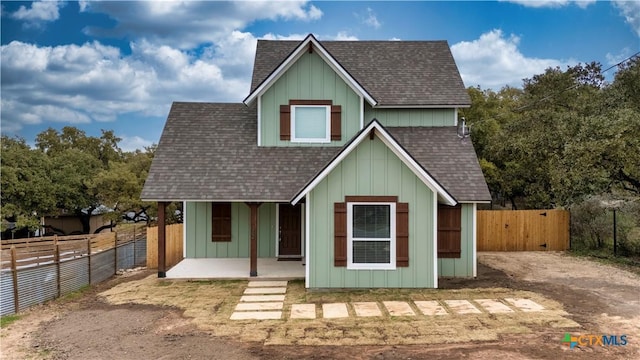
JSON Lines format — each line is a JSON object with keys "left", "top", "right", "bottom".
{"left": 246, "top": 202, "right": 262, "bottom": 277}
{"left": 158, "top": 201, "right": 168, "bottom": 278}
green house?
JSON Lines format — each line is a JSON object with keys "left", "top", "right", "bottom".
{"left": 141, "top": 34, "right": 490, "bottom": 288}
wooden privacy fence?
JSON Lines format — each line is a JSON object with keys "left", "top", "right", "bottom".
{"left": 477, "top": 210, "right": 570, "bottom": 251}
{"left": 0, "top": 226, "right": 147, "bottom": 316}
{"left": 146, "top": 223, "right": 184, "bottom": 269}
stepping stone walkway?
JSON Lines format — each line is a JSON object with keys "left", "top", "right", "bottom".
{"left": 230, "top": 280, "right": 287, "bottom": 320}
{"left": 230, "top": 280, "right": 546, "bottom": 320}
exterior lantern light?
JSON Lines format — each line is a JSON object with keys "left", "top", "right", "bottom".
{"left": 457, "top": 117, "right": 470, "bottom": 140}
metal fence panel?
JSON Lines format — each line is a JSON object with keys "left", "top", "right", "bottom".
{"left": 1, "top": 270, "right": 15, "bottom": 316}
{"left": 17, "top": 264, "right": 57, "bottom": 311}
{"left": 90, "top": 249, "right": 115, "bottom": 284}
{"left": 60, "top": 257, "right": 89, "bottom": 294}
{"left": 134, "top": 238, "right": 147, "bottom": 267}
{"left": 117, "top": 243, "right": 134, "bottom": 270}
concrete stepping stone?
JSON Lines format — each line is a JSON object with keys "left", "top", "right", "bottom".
{"left": 235, "top": 302, "right": 283, "bottom": 311}
{"left": 247, "top": 280, "right": 288, "bottom": 287}
{"left": 352, "top": 302, "right": 382, "bottom": 317}
{"left": 383, "top": 301, "right": 415, "bottom": 316}
{"left": 243, "top": 287, "right": 286, "bottom": 295}
{"left": 474, "top": 299, "right": 514, "bottom": 313}
{"left": 504, "top": 298, "right": 545, "bottom": 312}
{"left": 240, "top": 295, "right": 286, "bottom": 302}
{"left": 290, "top": 304, "right": 316, "bottom": 319}
{"left": 322, "top": 303, "right": 349, "bottom": 318}
{"left": 444, "top": 300, "right": 482, "bottom": 314}
{"left": 414, "top": 300, "right": 448, "bottom": 315}
{"left": 230, "top": 311, "right": 282, "bottom": 320}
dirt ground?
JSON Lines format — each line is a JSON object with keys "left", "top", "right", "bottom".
{"left": 1, "top": 252, "right": 638, "bottom": 359}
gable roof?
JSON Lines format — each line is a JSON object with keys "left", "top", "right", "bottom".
{"left": 244, "top": 34, "right": 376, "bottom": 106}
{"left": 291, "top": 120, "right": 457, "bottom": 206}
{"left": 141, "top": 104, "right": 491, "bottom": 203}
{"left": 140, "top": 102, "right": 341, "bottom": 202}
{"left": 250, "top": 38, "right": 471, "bottom": 107}
{"left": 386, "top": 127, "right": 492, "bottom": 202}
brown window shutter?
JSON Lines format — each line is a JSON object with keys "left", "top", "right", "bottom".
{"left": 280, "top": 105, "right": 290, "bottom": 141}
{"left": 396, "top": 202, "right": 409, "bottom": 267}
{"left": 437, "top": 205, "right": 461, "bottom": 258}
{"left": 334, "top": 202, "right": 347, "bottom": 266}
{"left": 212, "top": 202, "right": 232, "bottom": 242}
{"left": 331, "top": 105, "right": 341, "bottom": 140}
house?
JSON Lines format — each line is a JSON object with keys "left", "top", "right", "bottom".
{"left": 141, "top": 34, "right": 490, "bottom": 288}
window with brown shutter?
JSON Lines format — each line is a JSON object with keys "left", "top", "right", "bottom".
{"left": 212, "top": 202, "right": 232, "bottom": 242}
{"left": 334, "top": 196, "right": 409, "bottom": 268}
{"left": 437, "top": 205, "right": 461, "bottom": 258}
{"left": 280, "top": 100, "right": 341, "bottom": 142}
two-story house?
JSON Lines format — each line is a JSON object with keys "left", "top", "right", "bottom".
{"left": 141, "top": 34, "right": 491, "bottom": 289}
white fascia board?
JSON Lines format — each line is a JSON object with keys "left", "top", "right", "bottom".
{"left": 143, "top": 199, "right": 287, "bottom": 203}
{"left": 257, "top": 96, "right": 262, "bottom": 146}
{"left": 292, "top": 120, "right": 457, "bottom": 206}
{"left": 244, "top": 35, "right": 377, "bottom": 106}
{"left": 457, "top": 200, "right": 492, "bottom": 204}
{"left": 182, "top": 201, "right": 187, "bottom": 258}
{"left": 433, "top": 191, "right": 438, "bottom": 288}
{"left": 305, "top": 196, "right": 310, "bottom": 288}
{"left": 374, "top": 104, "right": 471, "bottom": 109}
{"left": 472, "top": 203, "right": 477, "bottom": 277}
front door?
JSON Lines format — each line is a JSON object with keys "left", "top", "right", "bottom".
{"left": 278, "top": 204, "right": 302, "bottom": 258}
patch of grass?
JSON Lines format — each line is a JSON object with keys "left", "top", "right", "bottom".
{"left": 568, "top": 249, "right": 640, "bottom": 276}
{"left": 1, "top": 314, "right": 21, "bottom": 328}
{"left": 60, "top": 285, "right": 92, "bottom": 302}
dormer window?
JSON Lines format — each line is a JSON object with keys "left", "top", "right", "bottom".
{"left": 280, "top": 100, "right": 341, "bottom": 142}
{"left": 291, "top": 105, "right": 331, "bottom": 143}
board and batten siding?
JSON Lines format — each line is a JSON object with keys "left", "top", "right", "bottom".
{"left": 185, "top": 202, "right": 276, "bottom": 258}
{"left": 260, "top": 51, "right": 361, "bottom": 146}
{"left": 364, "top": 104, "right": 456, "bottom": 127}
{"left": 308, "top": 135, "right": 436, "bottom": 288}
{"left": 438, "top": 203, "right": 474, "bottom": 277}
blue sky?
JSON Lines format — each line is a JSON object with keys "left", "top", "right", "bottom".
{"left": 1, "top": 0, "right": 639, "bottom": 151}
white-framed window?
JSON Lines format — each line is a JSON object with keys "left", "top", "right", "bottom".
{"left": 347, "top": 202, "right": 396, "bottom": 270}
{"left": 291, "top": 105, "right": 331, "bottom": 143}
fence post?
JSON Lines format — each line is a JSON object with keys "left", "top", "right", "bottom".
{"left": 55, "top": 239, "right": 61, "bottom": 297}
{"left": 113, "top": 232, "right": 118, "bottom": 275}
{"left": 87, "top": 237, "right": 92, "bottom": 284}
{"left": 133, "top": 225, "right": 137, "bottom": 266}
{"left": 11, "top": 246, "right": 19, "bottom": 314}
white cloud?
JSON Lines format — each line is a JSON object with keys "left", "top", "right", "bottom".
{"left": 118, "top": 135, "right": 154, "bottom": 152}
{"left": 451, "top": 29, "right": 571, "bottom": 89}
{"left": 81, "top": 1, "right": 323, "bottom": 49}
{"left": 613, "top": 0, "right": 640, "bottom": 37}
{"left": 333, "top": 31, "right": 359, "bottom": 41}
{"left": 360, "top": 7, "right": 381, "bottom": 29}
{"left": 606, "top": 47, "right": 634, "bottom": 65}
{"left": 503, "top": 0, "right": 595, "bottom": 8}
{"left": 11, "top": 0, "right": 64, "bottom": 22}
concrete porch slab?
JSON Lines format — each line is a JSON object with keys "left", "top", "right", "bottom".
{"left": 166, "top": 258, "right": 304, "bottom": 280}
{"left": 414, "top": 300, "right": 448, "bottom": 315}
{"left": 383, "top": 301, "right": 415, "bottom": 316}
{"left": 504, "top": 298, "right": 545, "bottom": 312}
{"left": 230, "top": 311, "right": 282, "bottom": 320}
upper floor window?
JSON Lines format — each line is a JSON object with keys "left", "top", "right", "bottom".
{"left": 291, "top": 105, "right": 331, "bottom": 143}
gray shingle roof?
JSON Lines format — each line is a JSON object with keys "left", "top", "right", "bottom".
{"left": 142, "top": 103, "right": 490, "bottom": 202}
{"left": 140, "top": 102, "right": 341, "bottom": 201}
{"left": 250, "top": 39, "right": 471, "bottom": 106}
{"left": 386, "top": 127, "right": 491, "bottom": 202}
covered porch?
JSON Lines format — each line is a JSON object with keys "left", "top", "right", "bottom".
{"left": 166, "top": 258, "right": 305, "bottom": 280}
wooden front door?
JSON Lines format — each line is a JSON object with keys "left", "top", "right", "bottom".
{"left": 278, "top": 204, "right": 302, "bottom": 258}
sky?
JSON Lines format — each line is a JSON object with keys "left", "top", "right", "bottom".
{"left": 1, "top": 0, "right": 639, "bottom": 151}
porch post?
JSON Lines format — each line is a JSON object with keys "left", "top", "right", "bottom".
{"left": 158, "top": 201, "right": 168, "bottom": 278}
{"left": 246, "top": 202, "right": 262, "bottom": 277}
